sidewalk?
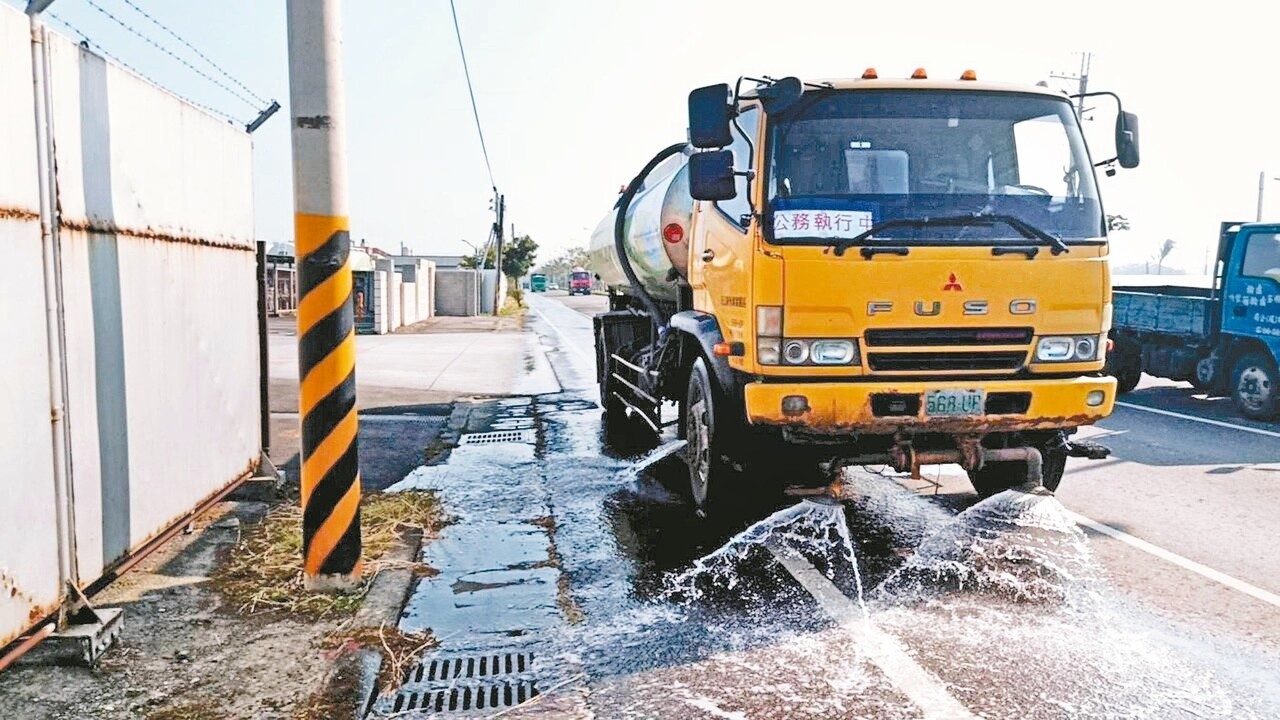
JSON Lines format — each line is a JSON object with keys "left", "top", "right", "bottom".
{"left": 268, "top": 310, "right": 558, "bottom": 492}
{"left": 0, "top": 311, "right": 556, "bottom": 719}
{"left": 268, "top": 314, "right": 556, "bottom": 414}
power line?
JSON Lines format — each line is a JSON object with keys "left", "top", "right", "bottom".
{"left": 49, "top": 12, "right": 244, "bottom": 125}
{"left": 82, "top": 0, "right": 263, "bottom": 111}
{"left": 118, "top": 0, "right": 269, "bottom": 106}
{"left": 448, "top": 0, "right": 496, "bottom": 191}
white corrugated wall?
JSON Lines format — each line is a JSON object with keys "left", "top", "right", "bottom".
{"left": 1, "top": 4, "right": 262, "bottom": 646}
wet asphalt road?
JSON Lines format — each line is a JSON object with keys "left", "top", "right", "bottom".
{"left": 384, "top": 291, "right": 1280, "bottom": 719}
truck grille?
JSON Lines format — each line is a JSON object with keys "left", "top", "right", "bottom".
{"left": 866, "top": 351, "right": 1027, "bottom": 372}
{"left": 864, "top": 327, "right": 1034, "bottom": 347}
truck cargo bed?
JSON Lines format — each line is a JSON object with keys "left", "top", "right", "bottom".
{"left": 1112, "top": 286, "right": 1215, "bottom": 339}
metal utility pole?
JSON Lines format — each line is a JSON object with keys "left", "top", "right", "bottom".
{"left": 1259, "top": 171, "right": 1268, "bottom": 222}
{"left": 1051, "top": 51, "right": 1092, "bottom": 118}
{"left": 286, "top": 0, "right": 361, "bottom": 592}
{"left": 493, "top": 194, "right": 505, "bottom": 313}
{"left": 28, "top": 0, "right": 81, "bottom": 616}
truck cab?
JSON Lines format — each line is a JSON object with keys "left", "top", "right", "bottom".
{"left": 1108, "top": 222, "right": 1280, "bottom": 418}
{"left": 592, "top": 70, "right": 1139, "bottom": 512}
{"left": 569, "top": 267, "right": 593, "bottom": 295}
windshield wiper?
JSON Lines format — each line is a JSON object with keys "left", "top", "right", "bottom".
{"left": 829, "top": 213, "right": 1070, "bottom": 257}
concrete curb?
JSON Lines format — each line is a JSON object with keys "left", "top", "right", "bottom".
{"left": 317, "top": 526, "right": 425, "bottom": 719}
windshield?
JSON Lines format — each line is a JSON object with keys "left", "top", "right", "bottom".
{"left": 571, "top": 272, "right": 591, "bottom": 280}
{"left": 766, "top": 90, "right": 1102, "bottom": 245}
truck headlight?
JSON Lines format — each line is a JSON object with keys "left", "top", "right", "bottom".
{"left": 766, "top": 338, "right": 860, "bottom": 366}
{"left": 783, "top": 340, "right": 809, "bottom": 364}
{"left": 811, "top": 339, "right": 858, "bottom": 365}
{"left": 1074, "top": 336, "right": 1098, "bottom": 361}
{"left": 1036, "top": 335, "right": 1101, "bottom": 362}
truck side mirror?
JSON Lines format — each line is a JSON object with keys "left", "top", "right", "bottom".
{"left": 688, "top": 84, "right": 733, "bottom": 149}
{"left": 1116, "top": 111, "right": 1139, "bottom": 169}
{"left": 688, "top": 150, "right": 737, "bottom": 201}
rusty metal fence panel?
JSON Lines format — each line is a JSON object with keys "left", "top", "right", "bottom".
{"left": 0, "top": 5, "right": 64, "bottom": 649}
{"left": 1, "top": 4, "right": 262, "bottom": 648}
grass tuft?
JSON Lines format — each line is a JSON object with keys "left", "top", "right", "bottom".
{"left": 212, "top": 490, "right": 447, "bottom": 619}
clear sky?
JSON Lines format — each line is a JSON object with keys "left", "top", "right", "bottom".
{"left": 11, "top": 0, "right": 1280, "bottom": 272}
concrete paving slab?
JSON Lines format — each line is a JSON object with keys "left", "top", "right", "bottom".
{"left": 268, "top": 330, "right": 557, "bottom": 412}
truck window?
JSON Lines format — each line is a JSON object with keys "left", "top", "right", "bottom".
{"left": 1241, "top": 232, "right": 1280, "bottom": 281}
{"left": 765, "top": 90, "right": 1102, "bottom": 244}
{"left": 715, "top": 107, "right": 759, "bottom": 228}
{"left": 1013, "top": 113, "right": 1080, "bottom": 199}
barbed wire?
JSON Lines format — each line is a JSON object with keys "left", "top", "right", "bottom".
{"left": 48, "top": 12, "right": 244, "bottom": 126}
{"left": 119, "top": 0, "right": 269, "bottom": 107}
{"left": 82, "top": 0, "right": 263, "bottom": 111}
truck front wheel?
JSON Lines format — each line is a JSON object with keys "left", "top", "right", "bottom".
{"left": 1231, "top": 352, "right": 1279, "bottom": 420}
{"left": 686, "top": 357, "right": 730, "bottom": 517}
{"left": 1106, "top": 339, "right": 1142, "bottom": 394}
{"left": 967, "top": 446, "right": 1068, "bottom": 498}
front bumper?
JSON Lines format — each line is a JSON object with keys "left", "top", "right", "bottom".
{"left": 743, "top": 375, "right": 1116, "bottom": 435}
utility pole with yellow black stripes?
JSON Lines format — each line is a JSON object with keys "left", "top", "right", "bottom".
{"left": 286, "top": 0, "right": 361, "bottom": 591}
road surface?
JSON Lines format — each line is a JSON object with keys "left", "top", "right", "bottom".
{"left": 386, "top": 290, "right": 1280, "bottom": 719}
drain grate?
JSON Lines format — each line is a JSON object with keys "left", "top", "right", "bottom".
{"left": 458, "top": 429, "right": 536, "bottom": 445}
{"left": 391, "top": 678, "right": 540, "bottom": 714}
{"left": 408, "top": 651, "right": 535, "bottom": 683}
{"left": 389, "top": 652, "right": 539, "bottom": 714}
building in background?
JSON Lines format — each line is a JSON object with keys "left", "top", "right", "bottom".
{"left": 264, "top": 242, "right": 296, "bottom": 316}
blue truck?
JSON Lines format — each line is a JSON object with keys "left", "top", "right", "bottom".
{"left": 1106, "top": 221, "right": 1280, "bottom": 419}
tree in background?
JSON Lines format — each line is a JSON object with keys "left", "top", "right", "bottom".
{"left": 1154, "top": 238, "right": 1176, "bottom": 275}
{"left": 536, "top": 246, "right": 591, "bottom": 287}
{"left": 1106, "top": 214, "right": 1131, "bottom": 232}
{"left": 502, "top": 234, "right": 538, "bottom": 281}
{"left": 458, "top": 244, "right": 495, "bottom": 269}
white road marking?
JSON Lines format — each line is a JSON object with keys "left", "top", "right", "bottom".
{"left": 767, "top": 544, "right": 981, "bottom": 720}
{"left": 1114, "top": 401, "right": 1280, "bottom": 439}
{"left": 1067, "top": 511, "right": 1280, "bottom": 609}
{"left": 529, "top": 299, "right": 594, "bottom": 365}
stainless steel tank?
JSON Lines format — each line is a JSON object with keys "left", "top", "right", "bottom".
{"left": 587, "top": 151, "right": 693, "bottom": 303}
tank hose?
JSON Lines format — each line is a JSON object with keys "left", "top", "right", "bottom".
{"left": 614, "top": 142, "right": 688, "bottom": 329}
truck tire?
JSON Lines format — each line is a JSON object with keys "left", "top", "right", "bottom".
{"left": 1230, "top": 352, "right": 1279, "bottom": 420}
{"left": 1191, "top": 355, "right": 1218, "bottom": 393}
{"left": 1106, "top": 340, "right": 1142, "bottom": 394}
{"left": 1115, "top": 364, "right": 1142, "bottom": 395}
{"left": 686, "top": 357, "right": 731, "bottom": 517}
{"left": 967, "top": 446, "right": 1067, "bottom": 498}
{"left": 596, "top": 326, "right": 629, "bottom": 430}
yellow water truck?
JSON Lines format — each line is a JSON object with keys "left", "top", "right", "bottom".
{"left": 589, "top": 69, "right": 1139, "bottom": 514}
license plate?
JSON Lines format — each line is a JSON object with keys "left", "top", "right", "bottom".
{"left": 925, "top": 389, "right": 985, "bottom": 417}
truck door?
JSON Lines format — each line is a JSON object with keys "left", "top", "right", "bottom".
{"left": 689, "top": 107, "right": 758, "bottom": 342}
{"left": 1221, "top": 227, "right": 1280, "bottom": 356}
